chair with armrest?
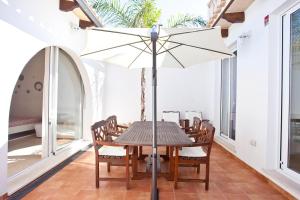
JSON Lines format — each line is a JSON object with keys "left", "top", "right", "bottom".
{"left": 91, "top": 120, "right": 130, "bottom": 189}
{"left": 106, "top": 115, "right": 128, "bottom": 140}
{"left": 185, "top": 111, "right": 203, "bottom": 122}
{"left": 161, "top": 111, "right": 181, "bottom": 159}
{"left": 173, "top": 121, "right": 215, "bottom": 190}
{"left": 185, "top": 117, "right": 202, "bottom": 137}
{"left": 162, "top": 111, "right": 180, "bottom": 126}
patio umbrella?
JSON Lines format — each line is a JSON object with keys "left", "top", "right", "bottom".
{"left": 81, "top": 26, "right": 231, "bottom": 200}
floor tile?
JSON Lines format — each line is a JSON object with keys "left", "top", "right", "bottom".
{"left": 22, "top": 144, "right": 288, "bottom": 200}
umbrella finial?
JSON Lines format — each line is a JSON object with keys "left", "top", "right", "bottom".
{"left": 151, "top": 24, "right": 162, "bottom": 37}
{"left": 151, "top": 24, "right": 160, "bottom": 41}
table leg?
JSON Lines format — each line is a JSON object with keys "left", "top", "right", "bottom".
{"left": 132, "top": 146, "right": 138, "bottom": 179}
{"left": 168, "top": 146, "right": 174, "bottom": 181}
{"left": 138, "top": 146, "right": 142, "bottom": 158}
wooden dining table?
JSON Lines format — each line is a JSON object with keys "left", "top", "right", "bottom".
{"left": 114, "top": 121, "right": 193, "bottom": 180}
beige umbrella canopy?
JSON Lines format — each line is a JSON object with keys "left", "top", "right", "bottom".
{"left": 81, "top": 26, "right": 231, "bottom": 200}
{"left": 82, "top": 26, "right": 231, "bottom": 69}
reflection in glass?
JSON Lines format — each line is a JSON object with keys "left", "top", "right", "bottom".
{"left": 289, "top": 9, "right": 300, "bottom": 173}
{"left": 221, "top": 59, "right": 230, "bottom": 137}
{"left": 229, "top": 53, "right": 237, "bottom": 140}
{"left": 221, "top": 52, "right": 237, "bottom": 140}
{"left": 56, "top": 49, "right": 83, "bottom": 149}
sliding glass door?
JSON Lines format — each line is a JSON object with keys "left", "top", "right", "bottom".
{"left": 48, "top": 47, "right": 84, "bottom": 153}
{"left": 220, "top": 51, "right": 237, "bottom": 141}
{"left": 281, "top": 4, "right": 300, "bottom": 182}
{"left": 56, "top": 50, "right": 83, "bottom": 150}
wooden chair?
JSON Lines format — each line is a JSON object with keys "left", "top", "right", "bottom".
{"left": 173, "top": 121, "right": 215, "bottom": 190}
{"left": 185, "top": 111, "right": 203, "bottom": 122}
{"left": 185, "top": 117, "right": 202, "bottom": 137}
{"left": 91, "top": 120, "right": 130, "bottom": 189}
{"left": 105, "top": 115, "right": 128, "bottom": 140}
{"left": 162, "top": 111, "right": 180, "bottom": 125}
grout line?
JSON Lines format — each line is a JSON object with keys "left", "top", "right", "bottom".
{"left": 8, "top": 144, "right": 92, "bottom": 200}
{"left": 213, "top": 142, "right": 296, "bottom": 200}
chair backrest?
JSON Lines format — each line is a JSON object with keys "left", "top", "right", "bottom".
{"left": 197, "top": 121, "right": 215, "bottom": 157}
{"left": 162, "top": 111, "right": 180, "bottom": 125}
{"left": 91, "top": 120, "right": 109, "bottom": 153}
{"left": 106, "top": 115, "right": 118, "bottom": 136}
{"left": 185, "top": 111, "right": 203, "bottom": 122}
{"left": 191, "top": 117, "right": 202, "bottom": 132}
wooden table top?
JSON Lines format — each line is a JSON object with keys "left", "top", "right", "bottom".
{"left": 114, "top": 121, "right": 193, "bottom": 146}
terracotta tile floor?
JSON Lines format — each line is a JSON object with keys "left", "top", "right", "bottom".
{"left": 23, "top": 144, "right": 288, "bottom": 200}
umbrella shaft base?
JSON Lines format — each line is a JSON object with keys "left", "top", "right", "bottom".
{"left": 151, "top": 188, "right": 159, "bottom": 200}
{"left": 146, "top": 154, "right": 161, "bottom": 173}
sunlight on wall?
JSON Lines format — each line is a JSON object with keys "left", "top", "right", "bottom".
{"left": 0, "top": 19, "right": 47, "bottom": 195}
{"left": 1, "top": 0, "right": 8, "bottom": 6}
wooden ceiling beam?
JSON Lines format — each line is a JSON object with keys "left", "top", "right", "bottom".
{"left": 222, "top": 12, "right": 245, "bottom": 23}
{"left": 221, "top": 28, "right": 228, "bottom": 38}
{"left": 59, "top": 0, "right": 79, "bottom": 12}
{"left": 79, "top": 20, "right": 94, "bottom": 29}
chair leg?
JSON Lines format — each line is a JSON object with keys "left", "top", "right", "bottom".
{"left": 196, "top": 164, "right": 200, "bottom": 174}
{"left": 169, "top": 147, "right": 174, "bottom": 180}
{"left": 205, "top": 162, "right": 210, "bottom": 190}
{"left": 166, "top": 146, "right": 169, "bottom": 156}
{"left": 107, "top": 162, "right": 111, "bottom": 172}
{"left": 96, "top": 160, "right": 99, "bottom": 188}
{"left": 126, "top": 147, "right": 130, "bottom": 189}
{"left": 132, "top": 147, "right": 138, "bottom": 178}
{"left": 174, "top": 148, "right": 179, "bottom": 189}
{"left": 138, "top": 146, "right": 143, "bottom": 159}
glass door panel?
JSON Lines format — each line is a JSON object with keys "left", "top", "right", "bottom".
{"left": 229, "top": 53, "right": 237, "bottom": 140}
{"left": 220, "top": 52, "right": 237, "bottom": 140}
{"left": 281, "top": 5, "right": 300, "bottom": 182}
{"left": 55, "top": 49, "right": 83, "bottom": 150}
{"left": 288, "top": 8, "right": 300, "bottom": 173}
{"left": 220, "top": 59, "right": 230, "bottom": 137}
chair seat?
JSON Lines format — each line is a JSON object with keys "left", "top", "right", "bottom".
{"left": 174, "top": 146, "right": 207, "bottom": 159}
{"left": 98, "top": 146, "right": 126, "bottom": 158}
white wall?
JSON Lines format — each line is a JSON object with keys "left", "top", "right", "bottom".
{"left": 82, "top": 59, "right": 106, "bottom": 124}
{"left": 103, "top": 64, "right": 141, "bottom": 123}
{"left": 212, "top": 0, "right": 300, "bottom": 197}
{"left": 145, "top": 62, "right": 217, "bottom": 122}
{"left": 0, "top": 20, "right": 46, "bottom": 196}
{"left": 0, "top": 0, "right": 86, "bottom": 53}
{"left": 103, "top": 62, "right": 217, "bottom": 124}
{"left": 9, "top": 49, "right": 45, "bottom": 118}
{"left": 0, "top": 0, "right": 96, "bottom": 195}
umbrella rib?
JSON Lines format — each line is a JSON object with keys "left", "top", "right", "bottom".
{"left": 157, "top": 36, "right": 170, "bottom": 54}
{"left": 127, "top": 46, "right": 149, "bottom": 69}
{"left": 157, "top": 44, "right": 182, "bottom": 55}
{"left": 91, "top": 28, "right": 150, "bottom": 38}
{"left": 80, "top": 39, "right": 151, "bottom": 56}
{"left": 139, "top": 36, "right": 153, "bottom": 53}
{"left": 157, "top": 41, "right": 186, "bottom": 68}
{"left": 129, "top": 45, "right": 152, "bottom": 55}
{"left": 161, "top": 40, "right": 232, "bottom": 56}
{"left": 159, "top": 27, "right": 215, "bottom": 39}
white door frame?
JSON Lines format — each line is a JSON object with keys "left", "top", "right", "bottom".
{"left": 8, "top": 46, "right": 88, "bottom": 194}
{"left": 220, "top": 46, "right": 237, "bottom": 143}
{"left": 281, "top": 2, "right": 300, "bottom": 183}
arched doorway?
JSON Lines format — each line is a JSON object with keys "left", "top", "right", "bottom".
{"left": 51, "top": 48, "right": 84, "bottom": 152}
{"left": 8, "top": 46, "right": 85, "bottom": 178}
{"left": 8, "top": 49, "right": 45, "bottom": 177}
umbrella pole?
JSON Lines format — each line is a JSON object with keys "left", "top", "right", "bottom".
{"left": 151, "top": 30, "right": 158, "bottom": 200}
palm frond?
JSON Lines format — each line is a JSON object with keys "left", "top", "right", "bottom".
{"left": 128, "top": 0, "right": 161, "bottom": 28}
{"left": 91, "top": 0, "right": 132, "bottom": 27}
{"left": 90, "top": 0, "right": 160, "bottom": 28}
{"left": 167, "top": 14, "right": 207, "bottom": 28}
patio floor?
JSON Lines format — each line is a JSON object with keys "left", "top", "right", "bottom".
{"left": 23, "top": 143, "right": 288, "bottom": 200}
